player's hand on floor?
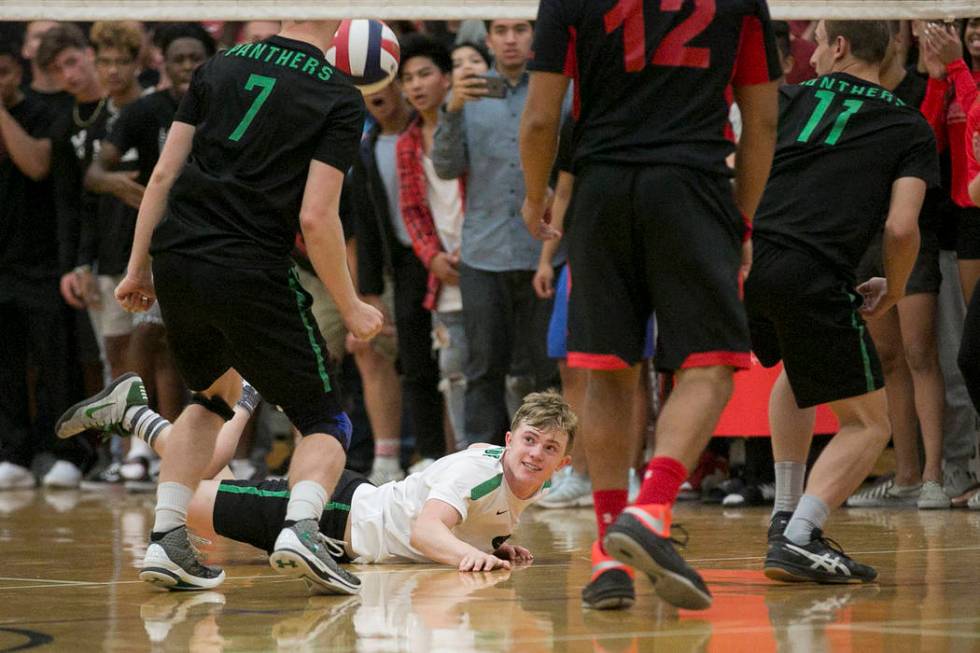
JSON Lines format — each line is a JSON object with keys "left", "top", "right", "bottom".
{"left": 494, "top": 543, "right": 534, "bottom": 564}
{"left": 344, "top": 300, "right": 384, "bottom": 342}
{"left": 458, "top": 552, "right": 511, "bottom": 572}
{"left": 115, "top": 271, "right": 156, "bottom": 313}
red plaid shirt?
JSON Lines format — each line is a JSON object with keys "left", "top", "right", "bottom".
{"left": 397, "top": 116, "right": 466, "bottom": 311}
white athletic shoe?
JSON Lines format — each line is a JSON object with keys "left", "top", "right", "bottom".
{"left": 917, "top": 481, "right": 951, "bottom": 509}
{"left": 55, "top": 372, "right": 148, "bottom": 438}
{"left": 368, "top": 457, "right": 404, "bottom": 485}
{"left": 0, "top": 462, "right": 35, "bottom": 490}
{"left": 270, "top": 519, "right": 360, "bottom": 595}
{"left": 846, "top": 477, "right": 919, "bottom": 507}
{"left": 538, "top": 469, "right": 593, "bottom": 509}
{"left": 42, "top": 460, "right": 82, "bottom": 489}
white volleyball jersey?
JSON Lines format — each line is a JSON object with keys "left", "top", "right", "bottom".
{"left": 349, "top": 446, "right": 548, "bottom": 564}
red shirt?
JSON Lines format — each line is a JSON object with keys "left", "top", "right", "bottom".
{"left": 921, "top": 60, "right": 980, "bottom": 208}
{"left": 968, "top": 97, "right": 980, "bottom": 204}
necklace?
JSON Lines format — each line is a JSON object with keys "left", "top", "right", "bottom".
{"left": 73, "top": 96, "right": 106, "bottom": 129}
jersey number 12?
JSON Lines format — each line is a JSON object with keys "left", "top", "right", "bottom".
{"left": 229, "top": 74, "right": 277, "bottom": 142}
{"left": 604, "top": 0, "right": 715, "bottom": 72}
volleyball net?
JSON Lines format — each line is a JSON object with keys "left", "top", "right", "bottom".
{"left": 0, "top": 0, "right": 977, "bottom": 22}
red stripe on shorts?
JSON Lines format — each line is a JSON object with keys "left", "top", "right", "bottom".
{"left": 568, "top": 352, "right": 630, "bottom": 370}
{"left": 680, "top": 351, "right": 752, "bottom": 370}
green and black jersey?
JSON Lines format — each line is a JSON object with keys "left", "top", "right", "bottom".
{"left": 754, "top": 72, "right": 939, "bottom": 284}
{"left": 150, "top": 35, "right": 366, "bottom": 270}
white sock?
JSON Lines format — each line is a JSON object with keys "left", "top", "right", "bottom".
{"left": 126, "top": 406, "right": 171, "bottom": 450}
{"left": 784, "top": 494, "right": 830, "bottom": 545}
{"left": 772, "top": 461, "right": 806, "bottom": 518}
{"left": 153, "top": 482, "right": 194, "bottom": 534}
{"left": 285, "top": 480, "right": 328, "bottom": 523}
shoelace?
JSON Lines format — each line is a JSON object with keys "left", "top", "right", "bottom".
{"left": 811, "top": 531, "right": 849, "bottom": 560}
{"left": 669, "top": 524, "right": 690, "bottom": 548}
{"left": 316, "top": 533, "right": 347, "bottom": 559}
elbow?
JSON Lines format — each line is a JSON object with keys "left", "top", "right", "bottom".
{"left": 884, "top": 221, "right": 919, "bottom": 247}
{"left": 299, "top": 209, "right": 333, "bottom": 235}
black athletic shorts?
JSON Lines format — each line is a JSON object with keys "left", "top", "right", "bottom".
{"left": 745, "top": 239, "right": 884, "bottom": 408}
{"left": 856, "top": 226, "right": 942, "bottom": 295}
{"left": 565, "top": 163, "right": 751, "bottom": 372}
{"left": 212, "top": 471, "right": 371, "bottom": 560}
{"left": 956, "top": 206, "right": 980, "bottom": 260}
{"left": 152, "top": 251, "right": 352, "bottom": 447}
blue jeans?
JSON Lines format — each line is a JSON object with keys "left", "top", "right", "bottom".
{"left": 433, "top": 310, "right": 467, "bottom": 450}
{"left": 458, "top": 263, "right": 557, "bottom": 445}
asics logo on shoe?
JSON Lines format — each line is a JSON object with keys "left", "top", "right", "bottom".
{"left": 84, "top": 403, "right": 114, "bottom": 419}
{"left": 784, "top": 543, "right": 851, "bottom": 575}
{"left": 623, "top": 507, "right": 667, "bottom": 536}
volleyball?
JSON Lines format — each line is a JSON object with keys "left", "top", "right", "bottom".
{"left": 326, "top": 19, "right": 400, "bottom": 94}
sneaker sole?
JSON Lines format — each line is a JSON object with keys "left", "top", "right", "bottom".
{"left": 55, "top": 372, "right": 140, "bottom": 439}
{"left": 604, "top": 531, "right": 712, "bottom": 611}
{"left": 581, "top": 569, "right": 635, "bottom": 610}
{"left": 269, "top": 549, "right": 360, "bottom": 595}
{"left": 581, "top": 594, "right": 635, "bottom": 610}
{"left": 140, "top": 543, "right": 225, "bottom": 591}
{"left": 763, "top": 561, "right": 870, "bottom": 584}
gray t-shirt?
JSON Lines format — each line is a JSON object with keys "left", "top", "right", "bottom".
{"left": 374, "top": 133, "right": 411, "bottom": 247}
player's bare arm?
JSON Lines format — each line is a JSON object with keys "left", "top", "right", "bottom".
{"left": 84, "top": 140, "right": 145, "bottom": 209}
{"left": 733, "top": 80, "right": 780, "bottom": 279}
{"left": 860, "top": 176, "right": 925, "bottom": 319}
{"left": 410, "top": 498, "right": 512, "bottom": 572}
{"left": 0, "top": 102, "right": 51, "bottom": 181}
{"left": 116, "top": 120, "right": 195, "bottom": 313}
{"left": 298, "top": 160, "right": 383, "bottom": 342}
{"left": 519, "top": 71, "right": 568, "bottom": 240}
{"left": 970, "top": 173, "right": 980, "bottom": 208}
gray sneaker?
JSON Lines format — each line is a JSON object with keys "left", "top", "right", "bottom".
{"left": 539, "top": 469, "right": 593, "bottom": 509}
{"left": 270, "top": 519, "right": 360, "bottom": 595}
{"left": 140, "top": 526, "right": 225, "bottom": 591}
{"left": 846, "top": 478, "right": 920, "bottom": 507}
{"left": 917, "top": 481, "right": 951, "bottom": 509}
{"left": 943, "top": 462, "right": 978, "bottom": 499}
{"left": 56, "top": 373, "right": 147, "bottom": 439}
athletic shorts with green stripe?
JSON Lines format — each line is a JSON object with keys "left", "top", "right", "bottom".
{"left": 745, "top": 239, "right": 884, "bottom": 408}
{"left": 213, "top": 471, "right": 371, "bottom": 559}
{"left": 152, "top": 252, "right": 352, "bottom": 448}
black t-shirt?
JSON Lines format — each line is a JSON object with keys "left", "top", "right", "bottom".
{"left": 108, "top": 89, "right": 179, "bottom": 184}
{"left": 150, "top": 35, "right": 366, "bottom": 269}
{"left": 0, "top": 94, "right": 58, "bottom": 286}
{"left": 754, "top": 73, "right": 940, "bottom": 284}
{"left": 50, "top": 97, "right": 110, "bottom": 274}
{"left": 529, "top": 0, "right": 780, "bottom": 175}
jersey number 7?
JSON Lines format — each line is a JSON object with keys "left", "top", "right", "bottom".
{"left": 604, "top": 0, "right": 715, "bottom": 72}
{"left": 229, "top": 74, "right": 277, "bottom": 142}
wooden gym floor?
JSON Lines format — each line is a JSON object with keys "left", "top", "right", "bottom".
{"left": 1, "top": 488, "right": 979, "bottom": 652}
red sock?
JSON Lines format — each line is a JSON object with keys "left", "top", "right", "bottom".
{"left": 593, "top": 489, "right": 628, "bottom": 544}
{"left": 635, "top": 456, "right": 688, "bottom": 507}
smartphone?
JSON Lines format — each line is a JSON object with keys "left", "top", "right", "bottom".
{"left": 478, "top": 75, "right": 508, "bottom": 99}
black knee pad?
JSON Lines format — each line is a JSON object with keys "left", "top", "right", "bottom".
{"left": 191, "top": 393, "right": 235, "bottom": 421}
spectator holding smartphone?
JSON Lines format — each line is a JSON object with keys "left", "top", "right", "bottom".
{"left": 431, "top": 20, "right": 563, "bottom": 446}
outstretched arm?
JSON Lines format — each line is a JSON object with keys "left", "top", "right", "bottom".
{"left": 410, "top": 499, "right": 511, "bottom": 571}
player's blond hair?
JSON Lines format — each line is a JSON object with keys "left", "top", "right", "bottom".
{"left": 89, "top": 21, "right": 143, "bottom": 59}
{"left": 510, "top": 390, "right": 577, "bottom": 453}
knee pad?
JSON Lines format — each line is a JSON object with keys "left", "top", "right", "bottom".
{"left": 191, "top": 393, "right": 235, "bottom": 421}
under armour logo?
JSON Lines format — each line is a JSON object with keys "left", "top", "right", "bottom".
{"left": 276, "top": 559, "right": 298, "bottom": 569}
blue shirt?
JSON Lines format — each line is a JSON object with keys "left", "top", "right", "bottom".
{"left": 431, "top": 68, "right": 544, "bottom": 272}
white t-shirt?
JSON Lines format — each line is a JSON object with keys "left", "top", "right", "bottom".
{"left": 422, "top": 154, "right": 464, "bottom": 313}
{"left": 349, "top": 446, "right": 547, "bottom": 564}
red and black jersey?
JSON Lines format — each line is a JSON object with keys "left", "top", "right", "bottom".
{"left": 529, "top": 0, "right": 780, "bottom": 175}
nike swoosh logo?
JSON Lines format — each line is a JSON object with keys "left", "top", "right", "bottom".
{"left": 496, "top": 510, "right": 508, "bottom": 515}
{"left": 84, "top": 403, "right": 114, "bottom": 418}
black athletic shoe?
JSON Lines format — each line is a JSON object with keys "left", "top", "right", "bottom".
{"left": 581, "top": 541, "right": 635, "bottom": 610}
{"left": 765, "top": 529, "right": 877, "bottom": 584}
{"left": 604, "top": 505, "right": 712, "bottom": 610}
{"left": 768, "top": 511, "right": 793, "bottom": 542}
